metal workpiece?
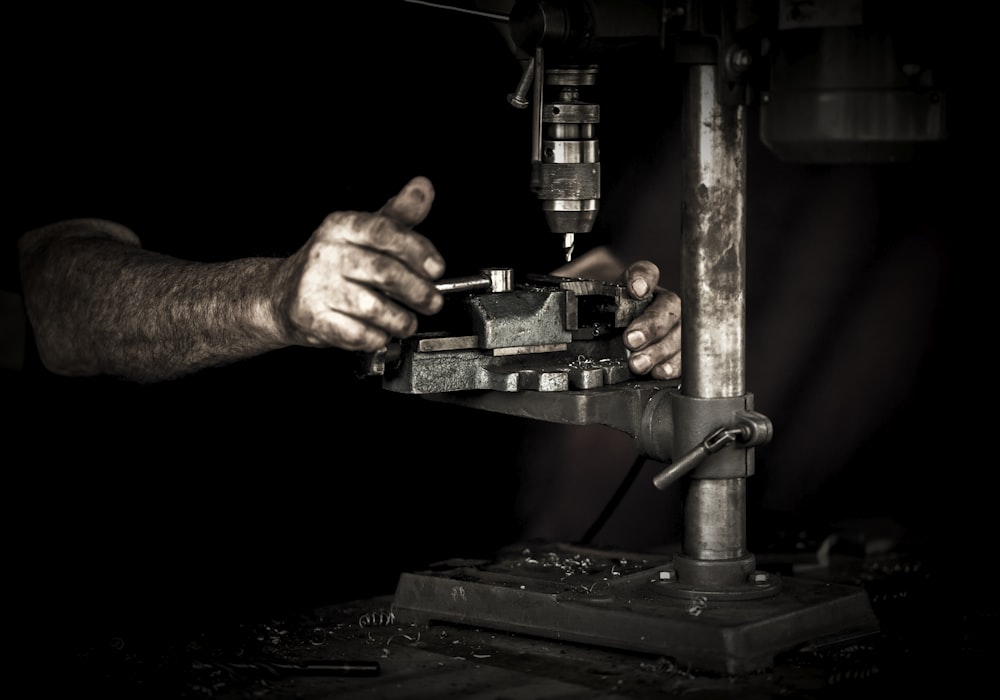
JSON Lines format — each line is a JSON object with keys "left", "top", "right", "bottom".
{"left": 681, "top": 63, "right": 747, "bottom": 399}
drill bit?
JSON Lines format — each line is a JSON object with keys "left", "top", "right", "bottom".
{"left": 563, "top": 232, "right": 575, "bottom": 262}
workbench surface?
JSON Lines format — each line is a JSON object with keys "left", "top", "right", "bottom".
{"left": 49, "top": 534, "right": 993, "bottom": 699}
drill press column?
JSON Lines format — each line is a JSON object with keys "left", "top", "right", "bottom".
{"left": 670, "top": 62, "right": 759, "bottom": 591}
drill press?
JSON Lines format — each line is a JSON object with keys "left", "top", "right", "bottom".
{"left": 380, "top": 0, "right": 946, "bottom": 674}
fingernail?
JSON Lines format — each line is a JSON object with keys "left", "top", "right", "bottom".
{"left": 403, "top": 184, "right": 426, "bottom": 203}
{"left": 631, "top": 278, "right": 649, "bottom": 297}
{"left": 424, "top": 257, "right": 444, "bottom": 278}
{"left": 626, "top": 330, "right": 645, "bottom": 348}
{"left": 631, "top": 354, "right": 651, "bottom": 373}
{"left": 427, "top": 291, "right": 444, "bottom": 314}
{"left": 662, "top": 363, "right": 674, "bottom": 377}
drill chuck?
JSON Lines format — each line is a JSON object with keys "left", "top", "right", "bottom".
{"left": 533, "top": 65, "right": 600, "bottom": 261}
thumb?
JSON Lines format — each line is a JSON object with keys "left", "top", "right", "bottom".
{"left": 379, "top": 176, "right": 435, "bottom": 227}
{"left": 623, "top": 260, "right": 660, "bottom": 300}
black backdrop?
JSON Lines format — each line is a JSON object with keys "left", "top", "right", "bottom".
{"left": 4, "top": 0, "right": 978, "bottom": 642}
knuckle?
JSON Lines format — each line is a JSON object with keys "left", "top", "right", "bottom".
{"left": 334, "top": 318, "right": 390, "bottom": 352}
{"left": 351, "top": 287, "right": 380, "bottom": 317}
{"left": 340, "top": 326, "right": 372, "bottom": 350}
{"left": 318, "top": 210, "right": 356, "bottom": 237}
{"left": 367, "top": 213, "right": 395, "bottom": 241}
{"left": 368, "top": 253, "right": 400, "bottom": 284}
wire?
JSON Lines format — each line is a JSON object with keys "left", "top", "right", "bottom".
{"left": 403, "top": 0, "right": 509, "bottom": 22}
{"left": 580, "top": 453, "right": 648, "bottom": 545}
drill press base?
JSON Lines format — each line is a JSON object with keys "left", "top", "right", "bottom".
{"left": 391, "top": 542, "right": 880, "bottom": 675}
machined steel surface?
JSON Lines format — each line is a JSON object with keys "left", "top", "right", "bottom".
{"left": 681, "top": 64, "right": 747, "bottom": 400}
{"left": 677, "top": 63, "right": 752, "bottom": 567}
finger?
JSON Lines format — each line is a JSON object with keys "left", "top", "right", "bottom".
{"left": 318, "top": 210, "right": 446, "bottom": 283}
{"left": 309, "top": 310, "right": 393, "bottom": 352}
{"left": 341, "top": 244, "right": 443, "bottom": 316}
{"left": 629, "top": 336, "right": 682, "bottom": 379}
{"left": 289, "top": 277, "right": 420, "bottom": 349}
{"left": 379, "top": 176, "right": 435, "bottom": 227}
{"left": 624, "top": 291, "right": 682, "bottom": 378}
{"left": 624, "top": 291, "right": 681, "bottom": 351}
{"left": 333, "top": 278, "right": 423, "bottom": 338}
{"left": 622, "top": 259, "right": 660, "bottom": 300}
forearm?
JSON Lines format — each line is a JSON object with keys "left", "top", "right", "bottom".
{"left": 18, "top": 219, "right": 288, "bottom": 382}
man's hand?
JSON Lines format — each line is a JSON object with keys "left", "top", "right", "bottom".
{"left": 17, "top": 176, "right": 448, "bottom": 381}
{"left": 275, "top": 176, "right": 447, "bottom": 352}
{"left": 620, "top": 260, "right": 682, "bottom": 380}
{"left": 553, "top": 247, "right": 681, "bottom": 380}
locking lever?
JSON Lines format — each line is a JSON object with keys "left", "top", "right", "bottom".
{"left": 652, "top": 410, "right": 773, "bottom": 490}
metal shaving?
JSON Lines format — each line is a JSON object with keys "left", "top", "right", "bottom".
{"left": 567, "top": 355, "right": 625, "bottom": 370}
{"left": 358, "top": 609, "right": 396, "bottom": 627}
{"left": 517, "top": 548, "right": 602, "bottom": 576}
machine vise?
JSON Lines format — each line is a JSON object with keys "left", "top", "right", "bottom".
{"left": 364, "top": 268, "right": 649, "bottom": 394}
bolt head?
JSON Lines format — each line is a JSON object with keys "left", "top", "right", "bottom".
{"left": 507, "top": 94, "right": 529, "bottom": 109}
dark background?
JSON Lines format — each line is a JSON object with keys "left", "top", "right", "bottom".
{"left": 3, "top": 2, "right": 558, "bottom": 639}
{"left": 2, "top": 0, "right": 981, "bottom": 651}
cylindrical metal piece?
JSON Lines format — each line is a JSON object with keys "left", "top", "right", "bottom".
{"left": 652, "top": 444, "right": 710, "bottom": 490}
{"left": 435, "top": 268, "right": 512, "bottom": 294}
{"left": 681, "top": 64, "right": 747, "bottom": 399}
{"left": 677, "top": 64, "right": 749, "bottom": 563}
{"left": 683, "top": 478, "right": 747, "bottom": 560}
{"left": 530, "top": 48, "right": 544, "bottom": 174}
{"left": 435, "top": 277, "right": 491, "bottom": 294}
{"left": 484, "top": 267, "right": 514, "bottom": 292}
